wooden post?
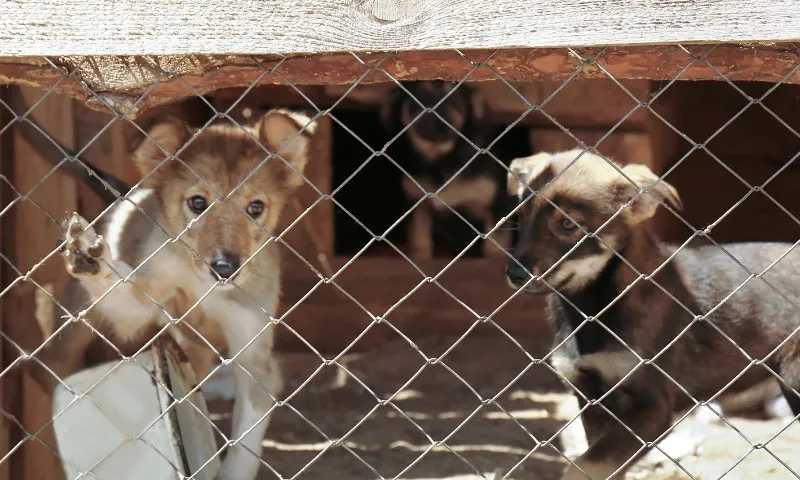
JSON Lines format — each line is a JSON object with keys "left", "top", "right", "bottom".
{"left": 280, "top": 115, "right": 334, "bottom": 272}
{"left": 9, "top": 85, "right": 78, "bottom": 480}
{"left": 646, "top": 80, "right": 800, "bottom": 244}
{"left": 0, "top": 85, "right": 11, "bottom": 480}
{"left": 278, "top": 257, "right": 545, "bottom": 353}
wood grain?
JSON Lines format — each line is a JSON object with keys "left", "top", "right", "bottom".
{"left": 1, "top": 0, "right": 798, "bottom": 55}
{"left": 645, "top": 81, "right": 800, "bottom": 245}
{"left": 2, "top": 44, "right": 799, "bottom": 117}
{"left": 482, "top": 79, "right": 653, "bottom": 130}
{"left": 276, "top": 256, "right": 549, "bottom": 353}
{"left": 531, "top": 129, "right": 655, "bottom": 169}
{"left": 10, "top": 85, "right": 75, "bottom": 480}
{"left": 0, "top": 87, "right": 10, "bottom": 480}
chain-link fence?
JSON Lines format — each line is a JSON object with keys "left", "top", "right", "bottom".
{"left": 1, "top": 44, "right": 800, "bottom": 480}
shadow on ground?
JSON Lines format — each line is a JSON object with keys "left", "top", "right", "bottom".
{"left": 208, "top": 331, "right": 571, "bottom": 479}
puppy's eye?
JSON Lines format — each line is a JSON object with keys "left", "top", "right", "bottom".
{"left": 247, "top": 200, "right": 265, "bottom": 218}
{"left": 559, "top": 218, "right": 578, "bottom": 232}
{"left": 188, "top": 196, "right": 208, "bottom": 214}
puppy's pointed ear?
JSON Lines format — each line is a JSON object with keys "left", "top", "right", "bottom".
{"left": 616, "top": 164, "right": 682, "bottom": 224}
{"left": 132, "top": 117, "right": 191, "bottom": 185}
{"left": 259, "top": 109, "right": 317, "bottom": 190}
{"left": 507, "top": 153, "right": 553, "bottom": 199}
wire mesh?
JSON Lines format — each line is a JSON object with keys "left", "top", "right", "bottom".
{"left": 1, "top": 44, "right": 800, "bottom": 480}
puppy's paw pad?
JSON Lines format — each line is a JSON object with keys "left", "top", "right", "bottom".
{"left": 60, "top": 213, "right": 107, "bottom": 277}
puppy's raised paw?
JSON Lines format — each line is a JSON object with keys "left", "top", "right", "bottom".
{"left": 60, "top": 213, "right": 108, "bottom": 278}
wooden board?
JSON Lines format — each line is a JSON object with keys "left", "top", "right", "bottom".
{"left": 482, "top": 79, "right": 653, "bottom": 130}
{"left": 9, "top": 85, "right": 77, "bottom": 480}
{"left": 478, "top": 78, "right": 650, "bottom": 130}
{"left": 531, "top": 129, "right": 656, "bottom": 170}
{"left": 320, "top": 79, "right": 655, "bottom": 130}
{"left": 0, "top": 86, "right": 10, "bottom": 480}
{"left": 276, "top": 256, "right": 549, "bottom": 353}
{"left": 1, "top": 0, "right": 798, "bottom": 55}
{"left": 645, "top": 80, "right": 800, "bottom": 244}
{"left": 74, "top": 104, "right": 140, "bottom": 219}
{"left": 2, "top": 44, "right": 800, "bottom": 117}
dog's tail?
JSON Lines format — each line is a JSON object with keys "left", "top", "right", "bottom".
{"left": 9, "top": 88, "right": 130, "bottom": 205}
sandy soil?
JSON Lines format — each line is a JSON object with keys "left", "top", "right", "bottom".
{"left": 205, "top": 332, "right": 800, "bottom": 480}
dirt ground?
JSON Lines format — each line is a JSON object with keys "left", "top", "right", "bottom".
{"left": 206, "top": 332, "right": 800, "bottom": 480}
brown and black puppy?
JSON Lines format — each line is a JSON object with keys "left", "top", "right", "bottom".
{"left": 505, "top": 149, "right": 800, "bottom": 479}
{"left": 381, "top": 80, "right": 515, "bottom": 258}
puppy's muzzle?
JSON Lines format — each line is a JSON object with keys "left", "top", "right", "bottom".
{"left": 506, "top": 260, "right": 533, "bottom": 288}
{"left": 210, "top": 250, "right": 241, "bottom": 280}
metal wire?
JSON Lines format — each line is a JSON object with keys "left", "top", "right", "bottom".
{"left": 1, "top": 44, "right": 800, "bottom": 480}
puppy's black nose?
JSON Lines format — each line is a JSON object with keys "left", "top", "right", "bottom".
{"left": 210, "top": 251, "right": 240, "bottom": 280}
{"left": 506, "top": 260, "right": 532, "bottom": 287}
{"left": 432, "top": 119, "right": 451, "bottom": 136}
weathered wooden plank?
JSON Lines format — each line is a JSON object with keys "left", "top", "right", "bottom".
{"left": 11, "top": 85, "right": 76, "bottom": 480}
{"left": 482, "top": 79, "right": 653, "bottom": 130}
{"left": 276, "top": 256, "right": 547, "bottom": 353}
{"left": 645, "top": 80, "right": 800, "bottom": 245}
{"left": 74, "top": 105, "right": 127, "bottom": 219}
{"left": 1, "top": 0, "right": 798, "bottom": 56}
{"left": 531, "top": 129, "right": 655, "bottom": 169}
{"left": 0, "top": 87, "right": 10, "bottom": 480}
{"left": 3, "top": 44, "right": 798, "bottom": 118}
{"left": 323, "top": 79, "right": 655, "bottom": 130}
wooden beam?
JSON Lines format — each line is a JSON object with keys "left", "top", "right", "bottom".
{"left": 481, "top": 79, "right": 653, "bottom": 131}
{"left": 275, "top": 256, "right": 548, "bottom": 353}
{"left": 2, "top": 44, "right": 798, "bottom": 118}
{"left": 645, "top": 80, "right": 800, "bottom": 245}
{"left": 1, "top": 0, "right": 798, "bottom": 56}
{"left": 321, "top": 79, "right": 655, "bottom": 130}
{"left": 0, "top": 86, "right": 10, "bottom": 480}
{"left": 531, "top": 129, "right": 655, "bottom": 170}
{"left": 10, "top": 85, "right": 76, "bottom": 480}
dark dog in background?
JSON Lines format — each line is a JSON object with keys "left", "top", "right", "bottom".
{"left": 380, "top": 81, "right": 518, "bottom": 259}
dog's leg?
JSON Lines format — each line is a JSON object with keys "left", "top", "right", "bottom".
{"left": 33, "top": 213, "right": 158, "bottom": 392}
{"left": 562, "top": 378, "right": 673, "bottom": 480}
{"left": 60, "top": 213, "right": 159, "bottom": 325}
{"left": 778, "top": 340, "right": 800, "bottom": 417}
{"left": 29, "top": 310, "right": 96, "bottom": 394}
{"left": 409, "top": 204, "right": 434, "bottom": 259}
{"left": 211, "top": 301, "right": 282, "bottom": 480}
{"left": 576, "top": 397, "right": 612, "bottom": 446}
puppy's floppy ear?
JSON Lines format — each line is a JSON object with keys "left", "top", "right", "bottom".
{"left": 507, "top": 153, "right": 553, "bottom": 199}
{"left": 617, "top": 163, "right": 683, "bottom": 224}
{"left": 132, "top": 116, "right": 191, "bottom": 185}
{"left": 259, "top": 109, "right": 317, "bottom": 190}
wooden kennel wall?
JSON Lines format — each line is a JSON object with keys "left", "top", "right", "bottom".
{"left": 1, "top": 1, "right": 800, "bottom": 479}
